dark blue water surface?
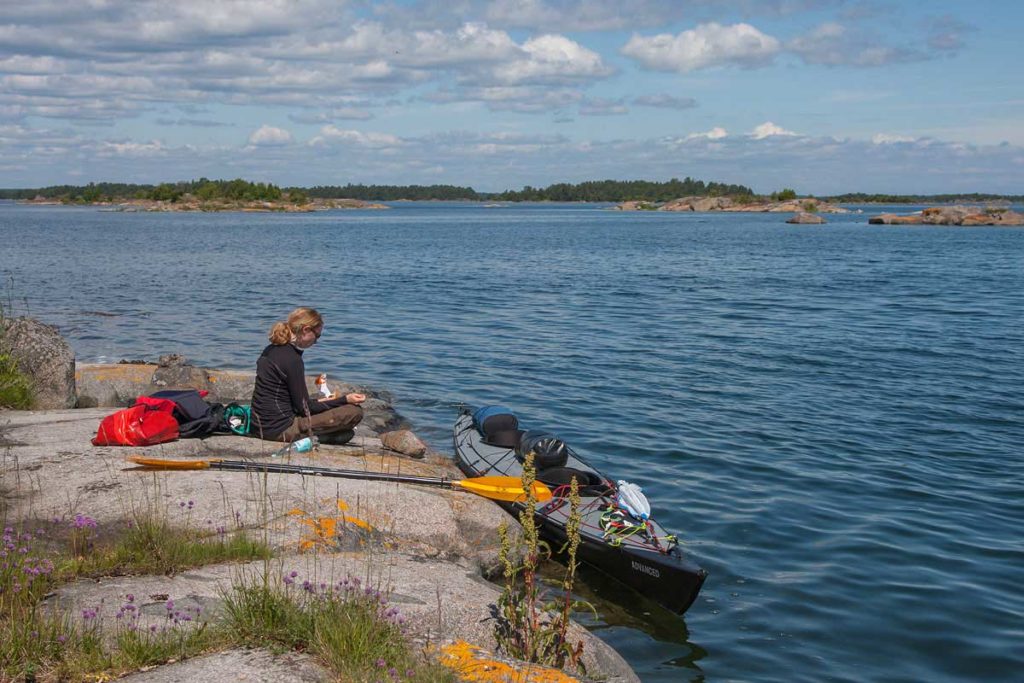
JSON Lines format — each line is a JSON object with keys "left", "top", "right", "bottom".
{"left": 2, "top": 202, "right": 1022, "bottom": 682}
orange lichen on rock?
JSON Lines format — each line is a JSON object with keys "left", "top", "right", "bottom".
{"left": 440, "top": 641, "right": 580, "bottom": 683}
{"left": 288, "top": 500, "right": 374, "bottom": 551}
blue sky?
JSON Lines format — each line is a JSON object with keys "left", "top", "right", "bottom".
{"left": 1, "top": 0, "right": 1021, "bottom": 194}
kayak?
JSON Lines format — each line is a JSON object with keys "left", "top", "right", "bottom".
{"left": 453, "top": 410, "right": 707, "bottom": 615}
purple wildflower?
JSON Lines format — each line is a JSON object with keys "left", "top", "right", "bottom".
{"left": 71, "top": 513, "right": 98, "bottom": 530}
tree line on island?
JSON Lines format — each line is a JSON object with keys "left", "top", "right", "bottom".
{"left": 0, "top": 178, "right": 1020, "bottom": 204}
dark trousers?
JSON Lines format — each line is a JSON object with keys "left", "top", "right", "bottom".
{"left": 277, "top": 404, "right": 363, "bottom": 442}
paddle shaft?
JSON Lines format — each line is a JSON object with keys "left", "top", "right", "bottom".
{"left": 204, "top": 459, "right": 461, "bottom": 488}
{"left": 127, "top": 455, "right": 552, "bottom": 501}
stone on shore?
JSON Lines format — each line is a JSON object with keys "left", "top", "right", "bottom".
{"left": 1, "top": 317, "right": 76, "bottom": 409}
{"left": 787, "top": 212, "right": 826, "bottom": 224}
{"left": 868, "top": 212, "right": 922, "bottom": 225}
{"left": 380, "top": 429, "right": 428, "bottom": 458}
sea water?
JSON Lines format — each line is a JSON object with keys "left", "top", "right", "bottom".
{"left": 1, "top": 201, "right": 1021, "bottom": 682}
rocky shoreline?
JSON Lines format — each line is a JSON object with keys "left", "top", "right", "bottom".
{"left": 0, "top": 321, "right": 639, "bottom": 682}
{"left": 868, "top": 205, "right": 1024, "bottom": 226}
{"left": 613, "top": 196, "right": 1024, "bottom": 227}
{"left": 613, "top": 195, "right": 850, "bottom": 214}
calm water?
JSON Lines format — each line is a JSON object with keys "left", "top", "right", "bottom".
{"left": 2, "top": 202, "right": 1022, "bottom": 682}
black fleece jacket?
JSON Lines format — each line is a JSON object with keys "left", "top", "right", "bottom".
{"left": 250, "top": 343, "right": 349, "bottom": 439}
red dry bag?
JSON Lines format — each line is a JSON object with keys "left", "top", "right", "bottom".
{"left": 91, "top": 405, "right": 180, "bottom": 447}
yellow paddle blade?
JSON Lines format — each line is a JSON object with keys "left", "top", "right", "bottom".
{"left": 127, "top": 455, "right": 216, "bottom": 470}
{"left": 455, "top": 476, "right": 553, "bottom": 503}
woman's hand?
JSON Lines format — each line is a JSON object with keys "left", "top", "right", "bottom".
{"left": 345, "top": 392, "right": 367, "bottom": 404}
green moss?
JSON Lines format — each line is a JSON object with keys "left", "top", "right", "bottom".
{"left": 0, "top": 353, "right": 32, "bottom": 409}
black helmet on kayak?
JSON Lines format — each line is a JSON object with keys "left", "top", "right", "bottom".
{"left": 516, "top": 430, "right": 569, "bottom": 470}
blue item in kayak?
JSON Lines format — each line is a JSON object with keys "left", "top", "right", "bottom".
{"left": 472, "top": 405, "right": 521, "bottom": 447}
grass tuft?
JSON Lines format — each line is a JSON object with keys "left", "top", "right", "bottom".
{"left": 63, "top": 511, "right": 271, "bottom": 578}
{"left": 0, "top": 514, "right": 268, "bottom": 680}
{"left": 0, "top": 353, "right": 32, "bottom": 410}
{"left": 223, "top": 572, "right": 456, "bottom": 682}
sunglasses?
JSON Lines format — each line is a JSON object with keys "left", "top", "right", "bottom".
{"left": 307, "top": 326, "right": 323, "bottom": 340}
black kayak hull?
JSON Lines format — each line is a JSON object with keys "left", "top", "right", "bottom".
{"left": 453, "top": 413, "right": 706, "bottom": 615}
{"left": 532, "top": 502, "right": 707, "bottom": 615}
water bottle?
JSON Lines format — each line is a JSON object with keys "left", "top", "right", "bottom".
{"left": 270, "top": 436, "right": 318, "bottom": 458}
{"left": 616, "top": 480, "right": 651, "bottom": 520}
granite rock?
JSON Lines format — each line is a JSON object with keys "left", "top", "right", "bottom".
{"left": 787, "top": 212, "right": 826, "bottom": 224}
{"left": 1, "top": 317, "right": 76, "bottom": 409}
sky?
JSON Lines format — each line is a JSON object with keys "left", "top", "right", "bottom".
{"left": 0, "top": 0, "right": 1022, "bottom": 194}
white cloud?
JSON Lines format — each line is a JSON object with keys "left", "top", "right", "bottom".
{"left": 2, "top": 122, "right": 1023, "bottom": 195}
{"left": 491, "top": 34, "right": 611, "bottom": 85}
{"left": 326, "top": 21, "right": 518, "bottom": 67}
{"left": 686, "top": 126, "right": 728, "bottom": 140}
{"left": 622, "top": 22, "right": 780, "bottom": 72}
{"left": 289, "top": 107, "right": 373, "bottom": 124}
{"left": 424, "top": 85, "right": 583, "bottom": 113}
{"left": 313, "top": 126, "right": 402, "bottom": 147}
{"left": 872, "top": 133, "right": 916, "bottom": 144}
{"left": 99, "top": 139, "right": 166, "bottom": 156}
{"left": 751, "top": 121, "right": 796, "bottom": 139}
{"left": 485, "top": 0, "right": 684, "bottom": 31}
{"left": 788, "top": 23, "right": 922, "bottom": 67}
{"left": 408, "top": 22, "right": 520, "bottom": 66}
{"left": 248, "top": 125, "right": 292, "bottom": 145}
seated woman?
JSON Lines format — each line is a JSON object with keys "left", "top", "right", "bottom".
{"left": 250, "top": 307, "right": 364, "bottom": 443}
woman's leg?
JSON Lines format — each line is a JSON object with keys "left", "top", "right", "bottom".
{"left": 278, "top": 404, "right": 363, "bottom": 442}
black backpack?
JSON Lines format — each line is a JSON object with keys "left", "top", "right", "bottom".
{"left": 146, "top": 389, "right": 226, "bottom": 439}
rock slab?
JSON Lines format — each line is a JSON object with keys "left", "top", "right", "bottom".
{"left": 787, "top": 212, "right": 826, "bottom": 224}
{"left": 0, "top": 407, "right": 639, "bottom": 682}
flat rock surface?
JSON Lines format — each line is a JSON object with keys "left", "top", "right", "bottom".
{"left": 117, "top": 648, "right": 333, "bottom": 682}
{"left": 0, "top": 408, "right": 639, "bottom": 683}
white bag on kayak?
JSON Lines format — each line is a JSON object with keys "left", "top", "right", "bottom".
{"left": 616, "top": 480, "right": 650, "bottom": 520}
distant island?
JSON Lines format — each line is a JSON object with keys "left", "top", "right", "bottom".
{"left": 1, "top": 178, "right": 1021, "bottom": 212}
{"left": 5, "top": 179, "right": 387, "bottom": 212}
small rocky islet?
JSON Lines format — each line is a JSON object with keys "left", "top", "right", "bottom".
{"left": 867, "top": 205, "right": 1024, "bottom": 226}
{"left": 613, "top": 195, "right": 1023, "bottom": 227}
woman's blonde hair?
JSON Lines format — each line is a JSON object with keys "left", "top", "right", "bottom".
{"left": 269, "top": 307, "right": 323, "bottom": 345}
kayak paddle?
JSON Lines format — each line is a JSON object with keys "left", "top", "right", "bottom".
{"left": 126, "top": 455, "right": 552, "bottom": 503}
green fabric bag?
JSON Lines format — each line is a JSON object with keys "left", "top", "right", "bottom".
{"left": 224, "top": 403, "right": 251, "bottom": 435}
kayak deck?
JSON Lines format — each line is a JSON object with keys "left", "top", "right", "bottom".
{"left": 453, "top": 412, "right": 706, "bottom": 615}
